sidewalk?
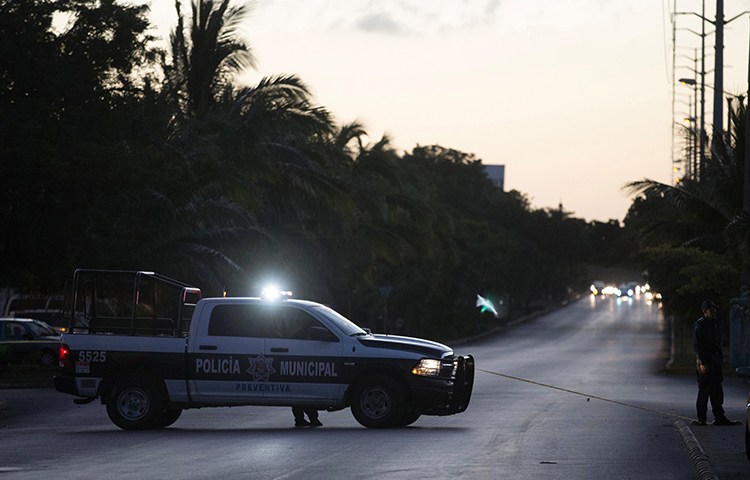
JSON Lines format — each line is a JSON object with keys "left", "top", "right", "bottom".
{"left": 687, "top": 420, "right": 747, "bottom": 479}
{"left": 676, "top": 375, "right": 748, "bottom": 479}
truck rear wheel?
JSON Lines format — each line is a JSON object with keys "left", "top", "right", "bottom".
{"left": 351, "top": 375, "right": 404, "bottom": 428}
{"left": 106, "top": 380, "right": 164, "bottom": 430}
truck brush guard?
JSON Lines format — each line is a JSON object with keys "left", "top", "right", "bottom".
{"left": 448, "top": 354, "right": 475, "bottom": 414}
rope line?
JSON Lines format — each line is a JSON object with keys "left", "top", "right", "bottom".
{"left": 477, "top": 367, "right": 694, "bottom": 422}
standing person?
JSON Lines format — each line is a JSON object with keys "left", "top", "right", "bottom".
{"left": 692, "top": 299, "right": 739, "bottom": 426}
{"left": 292, "top": 406, "right": 322, "bottom": 428}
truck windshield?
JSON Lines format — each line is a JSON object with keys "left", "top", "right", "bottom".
{"left": 312, "top": 305, "right": 367, "bottom": 337}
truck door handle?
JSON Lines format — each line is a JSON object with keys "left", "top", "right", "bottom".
{"left": 199, "top": 345, "right": 218, "bottom": 350}
{"left": 270, "top": 347, "right": 289, "bottom": 353}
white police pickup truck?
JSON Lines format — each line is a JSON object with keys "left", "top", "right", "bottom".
{"left": 54, "top": 270, "right": 474, "bottom": 430}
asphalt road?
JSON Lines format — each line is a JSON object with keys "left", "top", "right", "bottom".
{"left": 0, "top": 294, "right": 747, "bottom": 479}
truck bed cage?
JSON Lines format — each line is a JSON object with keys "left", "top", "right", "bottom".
{"left": 64, "top": 269, "right": 202, "bottom": 337}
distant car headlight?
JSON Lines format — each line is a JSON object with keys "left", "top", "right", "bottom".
{"left": 411, "top": 358, "right": 442, "bottom": 377}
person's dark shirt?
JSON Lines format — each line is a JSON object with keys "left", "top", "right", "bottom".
{"left": 693, "top": 316, "right": 723, "bottom": 365}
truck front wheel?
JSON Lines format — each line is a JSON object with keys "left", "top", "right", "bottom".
{"left": 397, "top": 407, "right": 421, "bottom": 427}
{"left": 155, "top": 407, "right": 183, "bottom": 428}
{"left": 106, "top": 380, "right": 164, "bottom": 430}
{"left": 351, "top": 375, "right": 404, "bottom": 428}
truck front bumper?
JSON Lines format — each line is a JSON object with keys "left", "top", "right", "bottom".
{"left": 411, "top": 354, "right": 475, "bottom": 415}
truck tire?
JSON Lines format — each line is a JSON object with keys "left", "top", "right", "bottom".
{"left": 397, "top": 408, "right": 421, "bottom": 427}
{"left": 106, "top": 380, "right": 164, "bottom": 430}
{"left": 351, "top": 375, "right": 404, "bottom": 428}
{"left": 155, "top": 407, "right": 183, "bottom": 428}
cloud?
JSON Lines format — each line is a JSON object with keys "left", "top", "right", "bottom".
{"left": 349, "top": 0, "right": 503, "bottom": 35}
{"left": 249, "top": 1, "right": 504, "bottom": 36}
{"left": 355, "top": 12, "right": 405, "bottom": 34}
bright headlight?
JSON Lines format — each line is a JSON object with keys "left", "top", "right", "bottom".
{"left": 411, "top": 358, "right": 442, "bottom": 377}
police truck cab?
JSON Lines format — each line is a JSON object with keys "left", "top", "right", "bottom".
{"left": 55, "top": 270, "right": 474, "bottom": 430}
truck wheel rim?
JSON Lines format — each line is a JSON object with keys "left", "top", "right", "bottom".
{"left": 117, "top": 388, "right": 149, "bottom": 421}
{"left": 361, "top": 387, "right": 390, "bottom": 418}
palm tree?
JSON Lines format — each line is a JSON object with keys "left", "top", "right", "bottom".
{"left": 625, "top": 98, "right": 748, "bottom": 251}
{"left": 154, "top": 2, "right": 345, "bottom": 291}
{"left": 165, "top": 0, "right": 256, "bottom": 117}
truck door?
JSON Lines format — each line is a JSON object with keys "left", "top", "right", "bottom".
{"left": 188, "top": 303, "right": 268, "bottom": 403}
{"left": 263, "top": 305, "right": 344, "bottom": 404}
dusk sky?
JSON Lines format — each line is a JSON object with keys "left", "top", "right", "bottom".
{"left": 150, "top": 0, "right": 750, "bottom": 222}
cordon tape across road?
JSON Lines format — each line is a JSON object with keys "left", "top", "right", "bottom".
{"left": 477, "top": 368, "right": 717, "bottom": 479}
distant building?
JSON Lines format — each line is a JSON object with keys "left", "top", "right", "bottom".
{"left": 483, "top": 165, "right": 505, "bottom": 190}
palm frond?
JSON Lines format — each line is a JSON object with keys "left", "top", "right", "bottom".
{"left": 624, "top": 178, "right": 728, "bottom": 227}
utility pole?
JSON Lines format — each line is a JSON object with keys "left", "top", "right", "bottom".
{"left": 743, "top": 19, "right": 750, "bottom": 293}
{"left": 675, "top": 1, "right": 707, "bottom": 180}
{"left": 671, "top": 0, "right": 678, "bottom": 184}
{"left": 700, "top": 0, "right": 707, "bottom": 178}
{"left": 694, "top": 50, "right": 699, "bottom": 177}
{"left": 708, "top": 2, "right": 750, "bottom": 161}
{"left": 713, "top": 0, "right": 725, "bottom": 139}
{"left": 675, "top": 1, "right": 749, "bottom": 180}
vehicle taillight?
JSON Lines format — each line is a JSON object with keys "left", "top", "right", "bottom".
{"left": 59, "top": 343, "right": 71, "bottom": 368}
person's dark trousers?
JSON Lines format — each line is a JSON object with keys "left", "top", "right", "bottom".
{"left": 696, "top": 365, "right": 725, "bottom": 422}
{"left": 292, "top": 406, "right": 306, "bottom": 423}
{"left": 292, "top": 406, "right": 319, "bottom": 425}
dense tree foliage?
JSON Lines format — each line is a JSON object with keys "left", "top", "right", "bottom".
{"left": 0, "top": 0, "right": 627, "bottom": 340}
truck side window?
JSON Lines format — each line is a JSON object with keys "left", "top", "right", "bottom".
{"left": 275, "top": 307, "right": 334, "bottom": 341}
{"left": 207, "top": 305, "right": 272, "bottom": 338}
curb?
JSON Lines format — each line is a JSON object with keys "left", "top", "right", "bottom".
{"left": 674, "top": 420, "right": 718, "bottom": 480}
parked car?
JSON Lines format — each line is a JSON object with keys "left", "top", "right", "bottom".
{"left": 0, "top": 318, "right": 61, "bottom": 366}
{"left": 2, "top": 293, "right": 67, "bottom": 333}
